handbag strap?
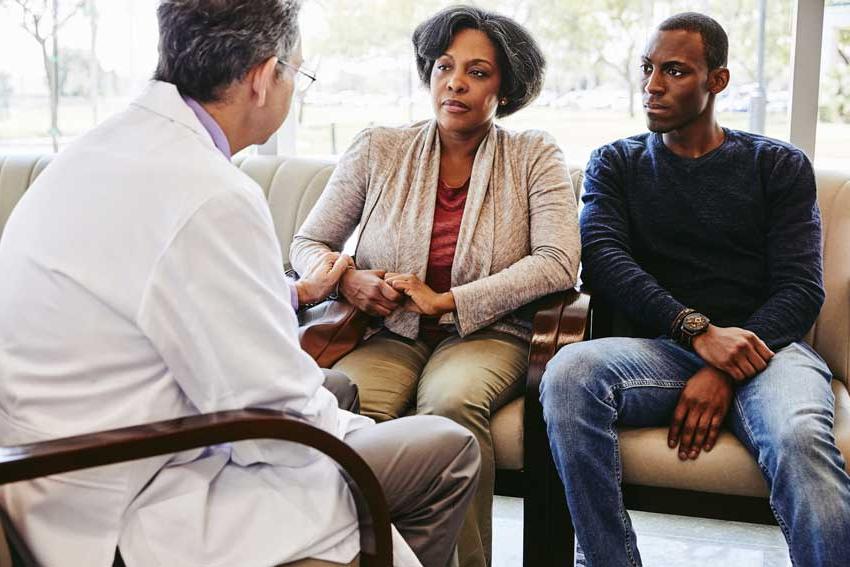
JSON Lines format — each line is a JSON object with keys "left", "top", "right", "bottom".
{"left": 289, "top": 162, "right": 383, "bottom": 281}
{"left": 352, "top": 180, "right": 383, "bottom": 265}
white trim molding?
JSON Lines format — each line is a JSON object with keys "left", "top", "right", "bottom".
{"left": 788, "top": 0, "right": 826, "bottom": 159}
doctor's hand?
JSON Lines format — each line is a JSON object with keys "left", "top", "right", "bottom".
{"left": 385, "top": 273, "right": 455, "bottom": 317}
{"left": 295, "top": 252, "right": 353, "bottom": 306}
{"left": 338, "top": 269, "right": 403, "bottom": 317}
{"left": 668, "top": 366, "right": 734, "bottom": 461}
{"left": 691, "top": 325, "right": 774, "bottom": 382}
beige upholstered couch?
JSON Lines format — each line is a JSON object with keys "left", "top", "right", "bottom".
{"left": 2, "top": 154, "right": 847, "bottom": 566}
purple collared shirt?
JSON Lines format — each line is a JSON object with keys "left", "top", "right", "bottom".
{"left": 183, "top": 95, "right": 300, "bottom": 310}
{"left": 182, "top": 96, "right": 232, "bottom": 158}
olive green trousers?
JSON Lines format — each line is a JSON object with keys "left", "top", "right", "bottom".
{"left": 334, "top": 329, "right": 528, "bottom": 567}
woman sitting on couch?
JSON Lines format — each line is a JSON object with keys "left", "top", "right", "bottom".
{"left": 290, "top": 5, "right": 580, "bottom": 566}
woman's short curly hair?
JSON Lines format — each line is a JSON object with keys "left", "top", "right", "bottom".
{"left": 412, "top": 5, "right": 545, "bottom": 118}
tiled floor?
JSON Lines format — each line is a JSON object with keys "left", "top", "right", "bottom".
{"left": 492, "top": 496, "right": 792, "bottom": 567}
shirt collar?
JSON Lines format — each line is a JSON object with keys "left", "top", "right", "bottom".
{"left": 182, "top": 96, "right": 232, "bottom": 159}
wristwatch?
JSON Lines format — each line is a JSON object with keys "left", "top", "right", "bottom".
{"left": 679, "top": 311, "right": 711, "bottom": 348}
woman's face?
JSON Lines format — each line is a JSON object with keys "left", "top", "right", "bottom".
{"left": 430, "top": 28, "right": 502, "bottom": 136}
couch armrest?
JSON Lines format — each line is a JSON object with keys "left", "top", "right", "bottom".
{"left": 527, "top": 288, "right": 591, "bottom": 393}
{"left": 524, "top": 287, "right": 591, "bottom": 463}
{"left": 524, "top": 287, "right": 590, "bottom": 465}
{"left": 0, "top": 409, "right": 391, "bottom": 567}
{"left": 523, "top": 287, "right": 590, "bottom": 459}
{"left": 519, "top": 288, "right": 590, "bottom": 565}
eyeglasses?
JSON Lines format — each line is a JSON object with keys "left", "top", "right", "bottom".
{"left": 278, "top": 60, "right": 317, "bottom": 95}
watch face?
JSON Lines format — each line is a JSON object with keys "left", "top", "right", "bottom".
{"left": 683, "top": 312, "right": 710, "bottom": 333}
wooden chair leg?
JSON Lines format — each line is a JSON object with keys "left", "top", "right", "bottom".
{"left": 563, "top": 504, "right": 576, "bottom": 567}
{"left": 0, "top": 505, "right": 38, "bottom": 567}
{"left": 522, "top": 453, "right": 574, "bottom": 567}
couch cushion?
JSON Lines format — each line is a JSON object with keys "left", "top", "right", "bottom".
{"left": 0, "top": 155, "right": 50, "bottom": 238}
{"left": 811, "top": 170, "right": 850, "bottom": 385}
{"left": 619, "top": 379, "right": 850, "bottom": 497}
{"left": 268, "top": 159, "right": 335, "bottom": 267}
{"left": 235, "top": 156, "right": 335, "bottom": 267}
{"left": 492, "top": 397, "right": 524, "bottom": 470}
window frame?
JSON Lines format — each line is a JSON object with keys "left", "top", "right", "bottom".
{"left": 788, "top": 0, "right": 825, "bottom": 159}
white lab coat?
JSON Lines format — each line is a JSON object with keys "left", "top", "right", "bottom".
{"left": 0, "top": 82, "right": 419, "bottom": 567}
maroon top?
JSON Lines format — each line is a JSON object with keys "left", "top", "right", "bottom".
{"left": 420, "top": 177, "right": 469, "bottom": 347}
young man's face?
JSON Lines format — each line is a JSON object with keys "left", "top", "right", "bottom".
{"left": 640, "top": 29, "right": 721, "bottom": 133}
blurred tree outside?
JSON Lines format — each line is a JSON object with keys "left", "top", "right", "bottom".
{"left": 530, "top": 0, "right": 793, "bottom": 116}
{"left": 307, "top": 0, "right": 796, "bottom": 120}
{"left": 58, "top": 47, "right": 107, "bottom": 97}
{"left": 296, "top": 0, "right": 813, "bottom": 159}
{"left": 310, "top": 0, "right": 447, "bottom": 122}
{"left": 673, "top": 0, "right": 794, "bottom": 89}
{"left": 4, "top": 0, "right": 87, "bottom": 151}
{"left": 821, "top": 27, "right": 850, "bottom": 123}
{"left": 315, "top": 0, "right": 654, "bottom": 116}
{"left": 528, "top": 0, "right": 653, "bottom": 117}
{"left": 589, "top": 0, "right": 653, "bottom": 118}
{"left": 0, "top": 71, "right": 13, "bottom": 120}
{"left": 84, "top": 0, "right": 98, "bottom": 125}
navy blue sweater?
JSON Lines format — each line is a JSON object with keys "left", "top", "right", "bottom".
{"left": 581, "top": 129, "right": 824, "bottom": 350}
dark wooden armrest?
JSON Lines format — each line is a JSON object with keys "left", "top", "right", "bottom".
{"left": 518, "top": 288, "right": 591, "bottom": 563}
{"left": 0, "top": 409, "right": 391, "bottom": 567}
{"left": 523, "top": 288, "right": 590, "bottom": 468}
{"left": 527, "top": 288, "right": 591, "bottom": 393}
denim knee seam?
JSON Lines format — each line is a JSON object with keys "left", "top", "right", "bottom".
{"left": 606, "top": 386, "right": 643, "bottom": 567}
{"left": 618, "top": 379, "right": 688, "bottom": 390}
{"left": 733, "top": 396, "right": 759, "bottom": 454}
{"left": 734, "top": 397, "right": 798, "bottom": 567}
{"left": 604, "top": 379, "right": 686, "bottom": 567}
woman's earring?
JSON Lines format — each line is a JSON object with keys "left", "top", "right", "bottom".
{"left": 499, "top": 98, "right": 508, "bottom": 106}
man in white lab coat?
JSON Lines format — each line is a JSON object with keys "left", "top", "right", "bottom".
{"left": 0, "top": 1, "right": 480, "bottom": 566}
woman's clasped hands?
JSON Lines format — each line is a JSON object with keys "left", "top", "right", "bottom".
{"left": 338, "top": 268, "right": 455, "bottom": 317}
{"left": 385, "top": 273, "right": 456, "bottom": 316}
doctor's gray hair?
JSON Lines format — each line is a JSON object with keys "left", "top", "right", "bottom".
{"left": 412, "top": 5, "right": 545, "bottom": 118}
{"left": 154, "top": 0, "right": 302, "bottom": 102}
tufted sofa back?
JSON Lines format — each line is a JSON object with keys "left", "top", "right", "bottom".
{"left": 1, "top": 153, "right": 847, "bottom": 383}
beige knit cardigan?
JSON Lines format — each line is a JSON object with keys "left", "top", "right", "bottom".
{"left": 290, "top": 119, "right": 580, "bottom": 342}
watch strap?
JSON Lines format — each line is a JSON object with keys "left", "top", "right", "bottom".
{"left": 670, "top": 308, "right": 695, "bottom": 344}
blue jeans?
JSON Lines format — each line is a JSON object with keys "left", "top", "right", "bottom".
{"left": 540, "top": 337, "right": 850, "bottom": 567}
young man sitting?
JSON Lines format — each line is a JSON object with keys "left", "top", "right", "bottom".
{"left": 541, "top": 12, "right": 850, "bottom": 567}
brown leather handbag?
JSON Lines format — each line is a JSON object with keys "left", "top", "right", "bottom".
{"left": 294, "top": 180, "right": 384, "bottom": 367}
{"left": 298, "top": 298, "right": 369, "bottom": 368}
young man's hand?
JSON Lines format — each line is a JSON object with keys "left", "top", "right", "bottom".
{"left": 692, "top": 324, "right": 774, "bottom": 382}
{"left": 384, "top": 273, "right": 455, "bottom": 316}
{"left": 338, "top": 268, "right": 404, "bottom": 317}
{"left": 668, "top": 366, "right": 734, "bottom": 460}
{"left": 295, "top": 252, "right": 353, "bottom": 305}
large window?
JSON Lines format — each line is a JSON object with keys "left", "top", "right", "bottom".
{"left": 0, "top": 0, "right": 159, "bottom": 155}
{"left": 299, "top": 0, "right": 797, "bottom": 166}
{"left": 817, "top": 1, "right": 850, "bottom": 170}
{"left": 0, "top": 0, "right": 845, "bottom": 169}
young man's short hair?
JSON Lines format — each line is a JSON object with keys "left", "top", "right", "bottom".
{"left": 658, "top": 12, "right": 728, "bottom": 70}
